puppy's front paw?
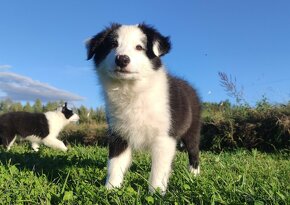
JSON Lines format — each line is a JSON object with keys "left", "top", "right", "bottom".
{"left": 105, "top": 182, "right": 122, "bottom": 190}
{"left": 62, "top": 146, "right": 68, "bottom": 152}
{"left": 149, "top": 185, "right": 166, "bottom": 196}
{"left": 189, "top": 165, "right": 200, "bottom": 176}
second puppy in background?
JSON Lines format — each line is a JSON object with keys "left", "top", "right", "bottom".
{"left": 0, "top": 103, "right": 79, "bottom": 152}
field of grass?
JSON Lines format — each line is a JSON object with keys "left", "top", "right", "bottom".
{"left": 0, "top": 144, "right": 289, "bottom": 205}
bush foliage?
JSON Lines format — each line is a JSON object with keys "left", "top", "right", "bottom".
{"left": 202, "top": 100, "right": 290, "bottom": 152}
{"left": 0, "top": 99, "right": 289, "bottom": 152}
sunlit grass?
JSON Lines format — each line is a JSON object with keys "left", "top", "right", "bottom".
{"left": 0, "top": 144, "right": 289, "bottom": 204}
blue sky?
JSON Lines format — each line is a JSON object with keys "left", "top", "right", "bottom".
{"left": 1, "top": 0, "right": 290, "bottom": 108}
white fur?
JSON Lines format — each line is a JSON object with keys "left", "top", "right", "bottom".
{"left": 149, "top": 136, "right": 176, "bottom": 193}
{"left": 153, "top": 41, "right": 160, "bottom": 57}
{"left": 96, "top": 25, "right": 177, "bottom": 192}
{"left": 105, "top": 147, "right": 132, "bottom": 189}
{"left": 25, "top": 135, "right": 42, "bottom": 151}
{"left": 37, "top": 111, "right": 79, "bottom": 151}
{"left": 189, "top": 165, "right": 200, "bottom": 176}
{"left": 104, "top": 69, "right": 170, "bottom": 149}
{"left": 31, "top": 142, "right": 40, "bottom": 152}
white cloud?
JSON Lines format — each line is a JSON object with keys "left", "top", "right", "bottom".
{"left": 0, "top": 72, "right": 84, "bottom": 102}
{"left": 0, "top": 65, "right": 12, "bottom": 69}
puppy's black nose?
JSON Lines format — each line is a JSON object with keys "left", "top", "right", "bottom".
{"left": 115, "top": 55, "right": 130, "bottom": 68}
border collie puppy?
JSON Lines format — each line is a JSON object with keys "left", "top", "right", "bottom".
{"left": 0, "top": 103, "right": 79, "bottom": 152}
{"left": 87, "top": 23, "right": 201, "bottom": 193}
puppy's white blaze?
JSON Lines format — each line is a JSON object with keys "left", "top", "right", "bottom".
{"left": 189, "top": 165, "right": 201, "bottom": 176}
{"left": 98, "top": 25, "right": 153, "bottom": 80}
{"left": 106, "top": 147, "right": 132, "bottom": 189}
{"left": 117, "top": 25, "right": 146, "bottom": 48}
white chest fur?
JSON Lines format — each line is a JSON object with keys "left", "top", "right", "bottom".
{"left": 103, "top": 69, "right": 171, "bottom": 149}
{"left": 45, "top": 111, "right": 68, "bottom": 136}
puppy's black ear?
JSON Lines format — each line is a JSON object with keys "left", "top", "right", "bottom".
{"left": 62, "top": 102, "right": 67, "bottom": 112}
{"left": 138, "top": 23, "right": 171, "bottom": 57}
{"left": 86, "top": 31, "right": 105, "bottom": 60}
{"left": 86, "top": 23, "right": 121, "bottom": 61}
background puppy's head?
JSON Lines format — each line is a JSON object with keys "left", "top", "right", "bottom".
{"left": 87, "top": 23, "right": 171, "bottom": 80}
{"left": 61, "top": 102, "right": 80, "bottom": 122}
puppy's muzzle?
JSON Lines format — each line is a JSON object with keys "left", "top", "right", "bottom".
{"left": 115, "top": 55, "right": 130, "bottom": 68}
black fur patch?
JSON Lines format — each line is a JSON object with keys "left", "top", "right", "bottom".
{"left": 62, "top": 106, "right": 74, "bottom": 119}
{"left": 168, "top": 75, "right": 201, "bottom": 167}
{"left": 108, "top": 132, "right": 128, "bottom": 159}
{"left": 87, "top": 23, "right": 121, "bottom": 65}
{"left": 0, "top": 112, "right": 49, "bottom": 146}
{"left": 138, "top": 23, "right": 171, "bottom": 70}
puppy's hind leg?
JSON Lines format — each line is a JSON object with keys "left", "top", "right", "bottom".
{"left": 42, "top": 136, "right": 68, "bottom": 152}
{"left": 0, "top": 130, "right": 17, "bottom": 151}
{"left": 6, "top": 136, "right": 17, "bottom": 151}
{"left": 181, "top": 126, "right": 201, "bottom": 176}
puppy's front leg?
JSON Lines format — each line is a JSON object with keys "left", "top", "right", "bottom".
{"left": 42, "top": 137, "right": 68, "bottom": 152}
{"left": 149, "top": 136, "right": 176, "bottom": 193}
{"left": 105, "top": 136, "right": 132, "bottom": 189}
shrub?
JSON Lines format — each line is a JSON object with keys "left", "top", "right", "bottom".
{"left": 201, "top": 102, "right": 290, "bottom": 152}
{"left": 60, "top": 123, "right": 108, "bottom": 146}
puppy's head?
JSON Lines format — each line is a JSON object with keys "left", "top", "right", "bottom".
{"left": 61, "top": 102, "right": 80, "bottom": 122}
{"left": 87, "top": 23, "right": 171, "bottom": 80}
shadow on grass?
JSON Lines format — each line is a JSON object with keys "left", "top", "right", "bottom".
{"left": 0, "top": 146, "right": 107, "bottom": 183}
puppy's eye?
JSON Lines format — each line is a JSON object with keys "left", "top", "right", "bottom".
{"left": 136, "top": 45, "right": 144, "bottom": 51}
{"left": 111, "top": 40, "right": 118, "bottom": 48}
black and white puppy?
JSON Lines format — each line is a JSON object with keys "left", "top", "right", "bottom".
{"left": 0, "top": 103, "right": 79, "bottom": 152}
{"left": 87, "top": 23, "right": 201, "bottom": 193}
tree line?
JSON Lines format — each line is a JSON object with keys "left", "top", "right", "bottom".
{"left": 1, "top": 98, "right": 289, "bottom": 151}
{"left": 0, "top": 99, "right": 106, "bottom": 124}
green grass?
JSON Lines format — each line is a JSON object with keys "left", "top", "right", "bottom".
{"left": 0, "top": 144, "right": 289, "bottom": 205}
